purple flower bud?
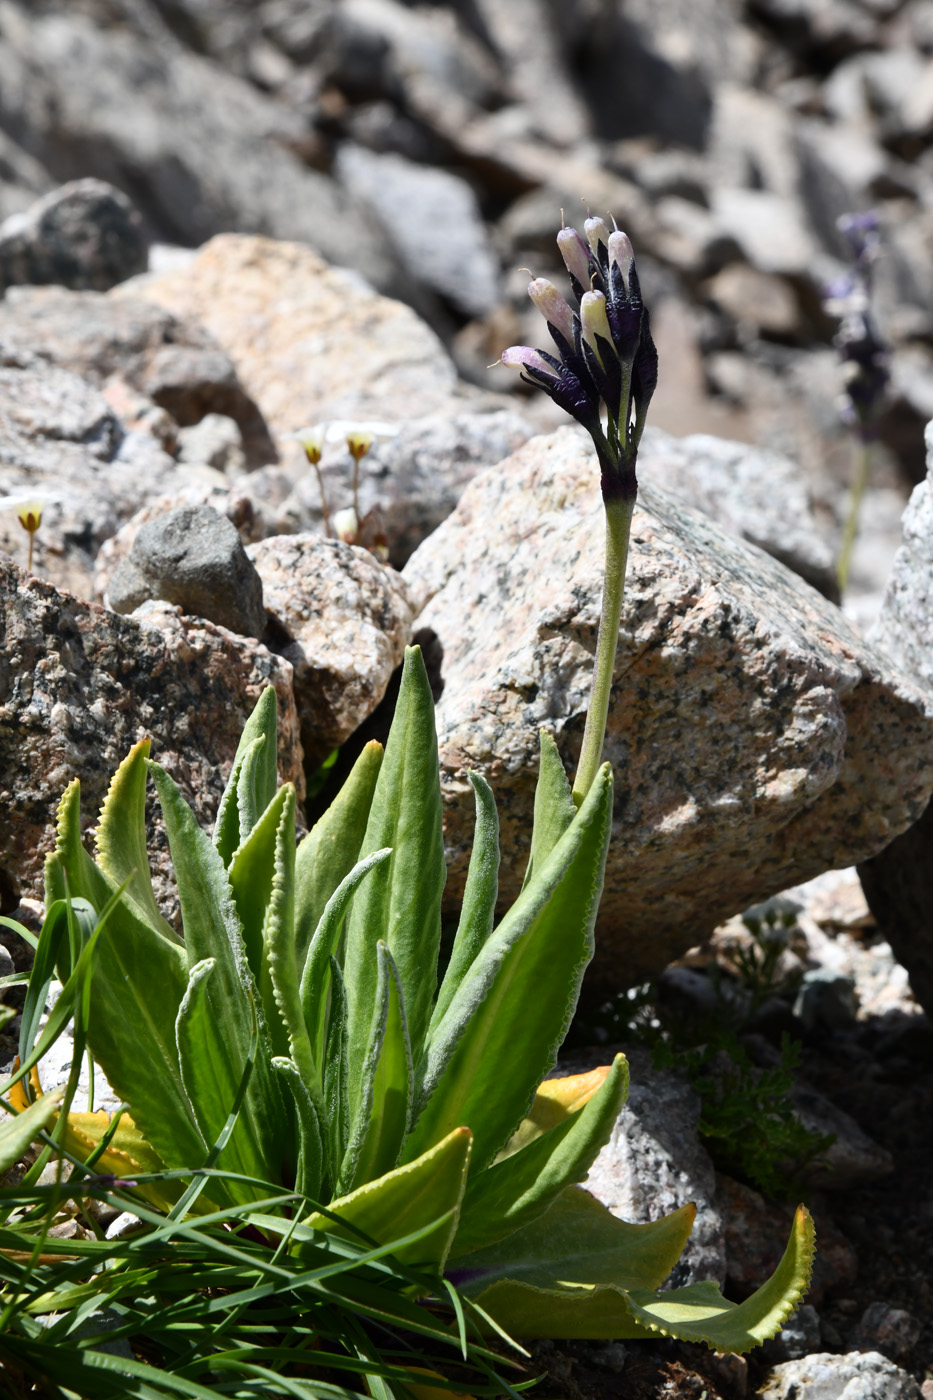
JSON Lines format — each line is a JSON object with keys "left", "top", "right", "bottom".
{"left": 501, "top": 345, "right": 558, "bottom": 378}
{"left": 557, "top": 225, "right": 592, "bottom": 288}
{"left": 527, "top": 278, "right": 576, "bottom": 343}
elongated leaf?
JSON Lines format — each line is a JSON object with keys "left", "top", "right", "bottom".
{"left": 95, "top": 737, "right": 180, "bottom": 943}
{"left": 456, "top": 1184, "right": 694, "bottom": 1296}
{"left": 501, "top": 1065, "right": 615, "bottom": 1159}
{"left": 19, "top": 898, "right": 95, "bottom": 1063}
{"left": 430, "top": 772, "right": 499, "bottom": 1035}
{"left": 303, "top": 1127, "right": 472, "bottom": 1272}
{"left": 451, "top": 1055, "right": 629, "bottom": 1256}
{"left": 623, "top": 1207, "right": 816, "bottom": 1351}
{"left": 44, "top": 792, "right": 202, "bottom": 1172}
{"left": 213, "top": 687, "right": 278, "bottom": 865}
{"left": 265, "top": 785, "right": 321, "bottom": 1102}
{"left": 407, "top": 763, "right": 613, "bottom": 1172}
{"left": 60, "top": 1109, "right": 193, "bottom": 1214}
{"left": 272, "top": 1057, "right": 323, "bottom": 1202}
{"left": 521, "top": 730, "right": 575, "bottom": 891}
{"left": 338, "top": 943, "right": 412, "bottom": 1196}
{"left": 300, "top": 847, "right": 392, "bottom": 1071}
{"left": 295, "top": 739, "right": 383, "bottom": 966}
{"left": 465, "top": 1198, "right": 815, "bottom": 1352}
{"left": 323, "top": 959, "right": 351, "bottom": 1186}
{"left": 150, "top": 762, "right": 287, "bottom": 1188}
{"left": 343, "top": 648, "right": 445, "bottom": 1088}
{"left": 227, "top": 784, "right": 291, "bottom": 994}
{"left": 0, "top": 1092, "right": 62, "bottom": 1173}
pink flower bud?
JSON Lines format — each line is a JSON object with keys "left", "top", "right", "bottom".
{"left": 528, "top": 278, "right": 575, "bottom": 341}
{"left": 607, "top": 231, "right": 634, "bottom": 292}
{"left": 557, "top": 225, "right": 592, "bottom": 286}
{"left": 501, "top": 345, "right": 556, "bottom": 377}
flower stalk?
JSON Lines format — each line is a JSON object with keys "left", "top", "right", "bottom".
{"left": 501, "top": 217, "right": 658, "bottom": 802}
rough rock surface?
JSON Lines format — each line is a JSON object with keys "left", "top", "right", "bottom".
{"left": 247, "top": 535, "right": 412, "bottom": 768}
{"left": 0, "top": 349, "right": 201, "bottom": 597}
{"left": 0, "top": 560, "right": 302, "bottom": 913}
{"left": 109, "top": 504, "right": 266, "bottom": 639}
{"left": 582, "top": 1046, "right": 725, "bottom": 1288}
{"left": 0, "top": 178, "right": 147, "bottom": 293}
{"left": 858, "top": 420, "right": 933, "bottom": 1016}
{"left": 129, "top": 235, "right": 469, "bottom": 438}
{"left": 758, "top": 1351, "right": 921, "bottom": 1400}
{"left": 403, "top": 428, "right": 933, "bottom": 993}
{"left": 0, "top": 285, "right": 275, "bottom": 466}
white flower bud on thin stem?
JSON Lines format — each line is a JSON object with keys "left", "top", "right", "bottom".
{"left": 607, "top": 231, "right": 634, "bottom": 293}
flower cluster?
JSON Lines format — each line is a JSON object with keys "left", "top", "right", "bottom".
{"left": 822, "top": 212, "right": 889, "bottom": 443}
{"left": 501, "top": 218, "right": 657, "bottom": 501}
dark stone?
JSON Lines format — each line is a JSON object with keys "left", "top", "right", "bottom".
{"left": 859, "top": 798, "right": 933, "bottom": 1018}
{"left": 0, "top": 179, "right": 147, "bottom": 293}
{"left": 110, "top": 504, "right": 266, "bottom": 638}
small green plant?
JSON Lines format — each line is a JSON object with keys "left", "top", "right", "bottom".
{"left": 2, "top": 221, "right": 814, "bottom": 1388}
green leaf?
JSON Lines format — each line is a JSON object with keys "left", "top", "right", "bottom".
{"left": 457, "top": 1182, "right": 694, "bottom": 1312}
{"left": 430, "top": 772, "right": 499, "bottom": 1035}
{"left": 521, "top": 731, "right": 575, "bottom": 891}
{"left": 465, "top": 1199, "right": 816, "bottom": 1352}
{"left": 343, "top": 648, "right": 445, "bottom": 1086}
{"left": 265, "top": 785, "right": 321, "bottom": 1103}
{"left": 407, "top": 763, "right": 613, "bottom": 1173}
{"left": 227, "top": 784, "right": 291, "bottom": 1000}
{"left": 150, "top": 761, "right": 287, "bottom": 1190}
{"left": 452, "top": 1054, "right": 629, "bottom": 1256}
{"left": 295, "top": 739, "right": 383, "bottom": 967}
{"left": 323, "top": 958, "right": 351, "bottom": 1185}
{"left": 338, "top": 943, "right": 412, "bottom": 1196}
{"left": 213, "top": 687, "right": 279, "bottom": 865}
{"left": 44, "top": 788, "right": 203, "bottom": 1173}
{"left": 95, "top": 738, "right": 182, "bottom": 943}
{"left": 272, "top": 1057, "right": 323, "bottom": 1202}
{"left": 0, "top": 1091, "right": 63, "bottom": 1173}
{"left": 303, "top": 1126, "right": 472, "bottom": 1273}
{"left": 300, "top": 847, "right": 392, "bottom": 1072}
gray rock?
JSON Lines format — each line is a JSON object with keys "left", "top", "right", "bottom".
{"left": 583, "top": 1045, "right": 726, "bottom": 1287}
{"left": 859, "top": 420, "right": 933, "bottom": 1015}
{"left": 793, "top": 967, "right": 859, "bottom": 1031}
{"left": 0, "top": 285, "right": 275, "bottom": 466}
{"left": 851, "top": 1303, "right": 921, "bottom": 1361}
{"left": 711, "top": 187, "right": 820, "bottom": 279}
{"left": 638, "top": 427, "right": 838, "bottom": 599}
{"left": 247, "top": 535, "right": 413, "bottom": 768}
{"left": 177, "top": 413, "right": 246, "bottom": 473}
{"left": 110, "top": 504, "right": 266, "bottom": 638}
{"left": 403, "top": 427, "right": 933, "bottom": 994}
{"left": 469, "top": 0, "right": 591, "bottom": 147}
{"left": 788, "top": 1083, "right": 893, "bottom": 1189}
{"left": 0, "top": 178, "right": 147, "bottom": 293}
{"left": 335, "top": 144, "right": 501, "bottom": 319}
{"left": 758, "top": 1352, "right": 921, "bottom": 1400}
{"left": 0, "top": 559, "right": 302, "bottom": 912}
{"left": 0, "top": 2, "right": 404, "bottom": 294}
{"left": 761, "top": 1303, "right": 823, "bottom": 1363}
{"left": 0, "top": 349, "right": 197, "bottom": 597}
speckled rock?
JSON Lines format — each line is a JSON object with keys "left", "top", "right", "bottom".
{"left": 0, "top": 560, "right": 302, "bottom": 913}
{"left": 0, "top": 178, "right": 147, "bottom": 293}
{"left": 109, "top": 504, "right": 266, "bottom": 638}
{"left": 128, "top": 235, "right": 471, "bottom": 440}
{"left": 247, "top": 535, "right": 413, "bottom": 768}
{"left": 637, "top": 426, "right": 838, "bottom": 600}
{"left": 859, "top": 420, "right": 933, "bottom": 1016}
{"left": 582, "top": 1045, "right": 725, "bottom": 1287}
{"left": 758, "top": 1351, "right": 921, "bottom": 1400}
{"left": 0, "top": 349, "right": 201, "bottom": 597}
{"left": 0, "top": 285, "right": 275, "bottom": 465}
{"left": 403, "top": 428, "right": 933, "bottom": 994}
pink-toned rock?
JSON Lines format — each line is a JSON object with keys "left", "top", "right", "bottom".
{"left": 247, "top": 535, "right": 413, "bottom": 768}
{"left": 402, "top": 427, "right": 933, "bottom": 995}
{"left": 128, "top": 234, "right": 472, "bottom": 442}
{"left": 0, "top": 561, "right": 302, "bottom": 913}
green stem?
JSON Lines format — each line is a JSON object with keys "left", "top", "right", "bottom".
{"left": 572, "top": 493, "right": 635, "bottom": 806}
{"left": 836, "top": 438, "right": 871, "bottom": 595}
